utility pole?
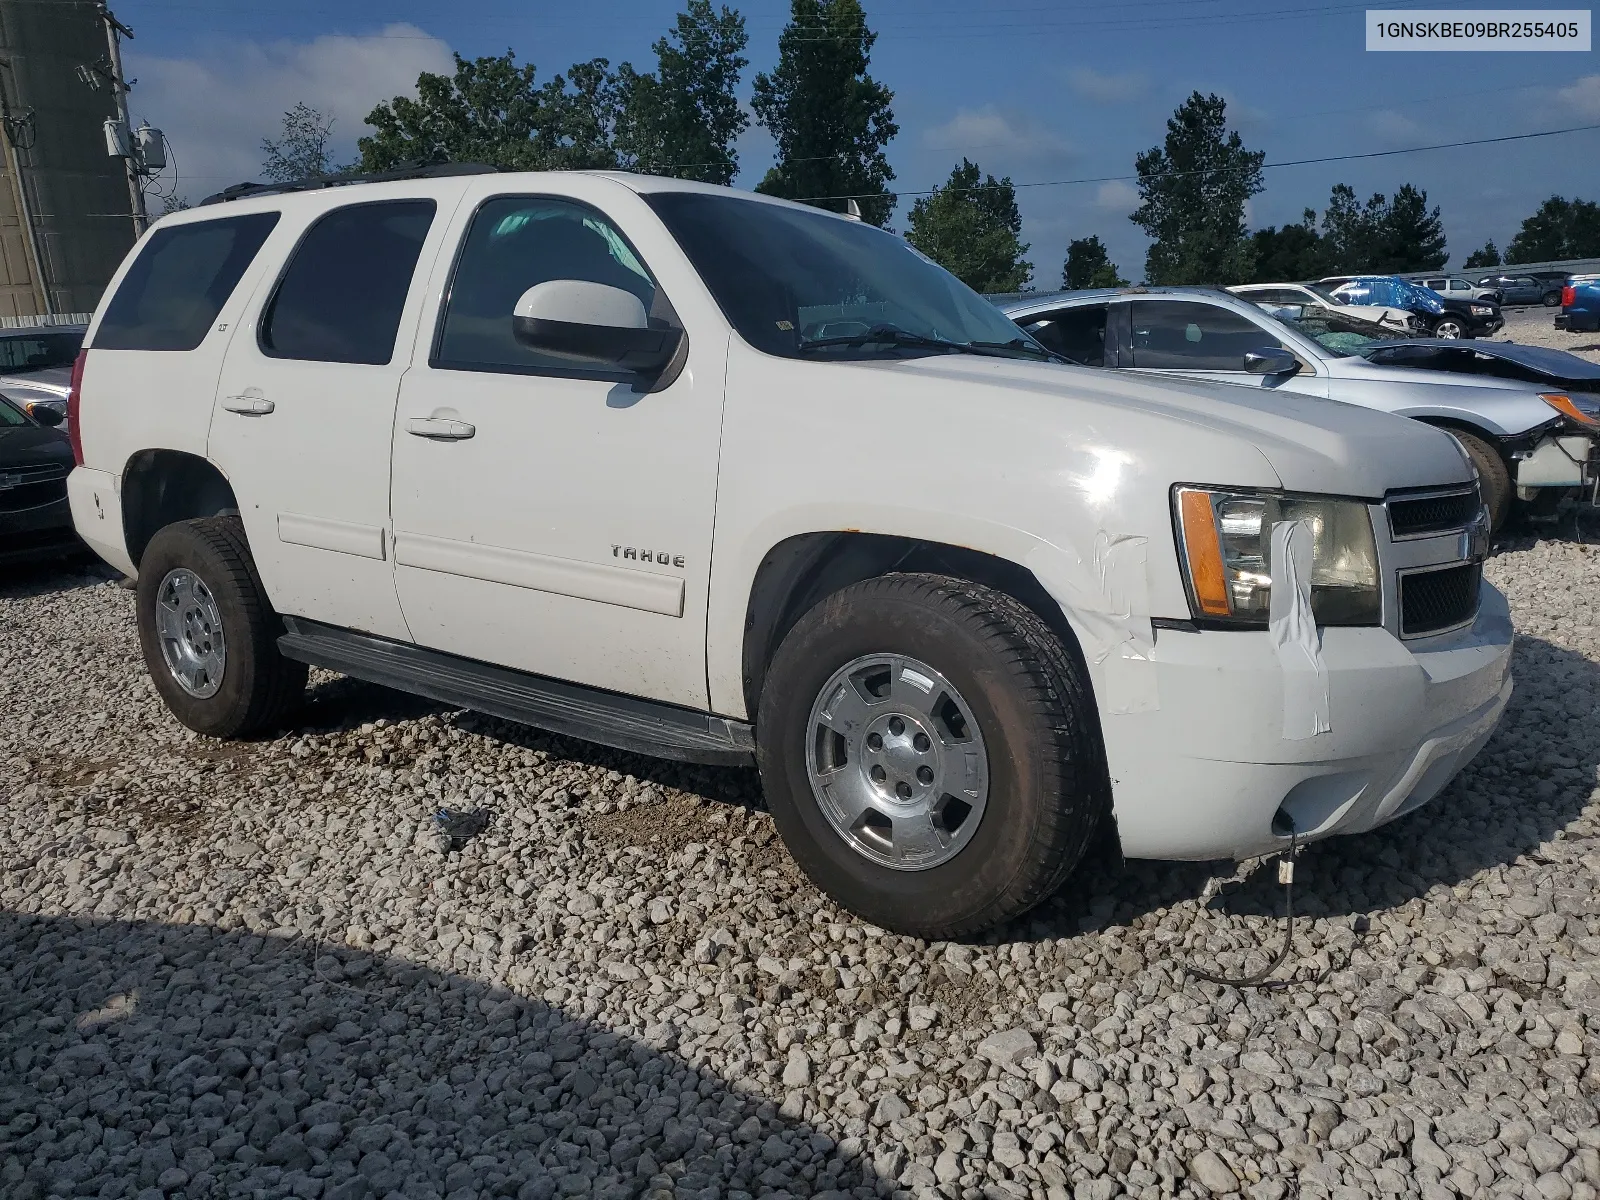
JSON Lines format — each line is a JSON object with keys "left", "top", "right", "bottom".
{"left": 98, "top": 4, "right": 146, "bottom": 236}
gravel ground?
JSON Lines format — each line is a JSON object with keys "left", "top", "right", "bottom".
{"left": 3, "top": 535, "right": 1599, "bottom": 1200}
{"left": 1488, "top": 307, "right": 1600, "bottom": 364}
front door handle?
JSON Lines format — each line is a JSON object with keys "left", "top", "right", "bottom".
{"left": 406, "top": 417, "right": 476, "bottom": 440}
{"left": 222, "top": 394, "right": 274, "bottom": 415}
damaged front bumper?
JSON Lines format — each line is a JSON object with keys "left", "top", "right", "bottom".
{"left": 1514, "top": 432, "right": 1598, "bottom": 493}
{"left": 1101, "top": 583, "right": 1513, "bottom": 862}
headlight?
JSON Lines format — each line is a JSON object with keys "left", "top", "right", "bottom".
{"left": 1541, "top": 392, "right": 1600, "bottom": 428}
{"left": 1174, "top": 487, "right": 1381, "bottom": 626}
{"left": 1470, "top": 304, "right": 1493, "bottom": 315}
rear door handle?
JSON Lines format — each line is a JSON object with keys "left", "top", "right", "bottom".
{"left": 406, "top": 417, "right": 476, "bottom": 440}
{"left": 222, "top": 395, "right": 274, "bottom": 415}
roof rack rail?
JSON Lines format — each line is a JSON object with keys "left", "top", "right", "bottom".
{"left": 199, "top": 160, "right": 499, "bottom": 207}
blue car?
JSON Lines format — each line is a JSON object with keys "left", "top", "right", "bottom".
{"left": 1556, "top": 275, "right": 1600, "bottom": 333}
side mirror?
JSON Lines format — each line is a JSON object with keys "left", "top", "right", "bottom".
{"left": 1243, "top": 346, "right": 1301, "bottom": 376}
{"left": 512, "top": 280, "right": 683, "bottom": 374}
{"left": 27, "top": 403, "right": 64, "bottom": 427}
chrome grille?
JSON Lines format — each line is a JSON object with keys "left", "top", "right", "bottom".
{"left": 0, "top": 463, "right": 68, "bottom": 512}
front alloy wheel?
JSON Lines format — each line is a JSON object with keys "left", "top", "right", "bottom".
{"left": 805, "top": 653, "right": 988, "bottom": 871}
{"left": 1434, "top": 318, "right": 1465, "bottom": 339}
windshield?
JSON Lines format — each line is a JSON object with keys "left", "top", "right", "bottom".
{"left": 0, "top": 395, "right": 27, "bottom": 426}
{"left": 0, "top": 329, "right": 84, "bottom": 373}
{"left": 643, "top": 191, "right": 1049, "bottom": 361}
{"left": 1263, "top": 307, "right": 1406, "bottom": 356}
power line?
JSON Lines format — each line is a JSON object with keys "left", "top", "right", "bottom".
{"left": 788, "top": 122, "right": 1600, "bottom": 204}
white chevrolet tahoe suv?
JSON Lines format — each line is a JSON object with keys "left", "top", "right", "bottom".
{"left": 66, "top": 166, "right": 1513, "bottom": 938}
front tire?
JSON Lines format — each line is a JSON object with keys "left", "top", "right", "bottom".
{"left": 1432, "top": 316, "right": 1466, "bottom": 339}
{"left": 1448, "top": 430, "right": 1511, "bottom": 533}
{"left": 1543, "top": 290, "right": 1562, "bottom": 307}
{"left": 756, "top": 573, "right": 1108, "bottom": 939}
{"left": 136, "top": 517, "right": 306, "bottom": 738}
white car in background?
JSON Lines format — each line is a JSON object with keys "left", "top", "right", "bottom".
{"left": 1229, "top": 282, "right": 1416, "bottom": 332}
{"left": 1419, "top": 275, "right": 1500, "bottom": 304}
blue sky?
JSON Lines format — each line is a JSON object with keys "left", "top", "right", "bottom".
{"left": 121, "top": 0, "right": 1600, "bottom": 282}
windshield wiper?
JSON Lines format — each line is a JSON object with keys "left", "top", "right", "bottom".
{"left": 797, "top": 323, "right": 1061, "bottom": 361}
{"left": 966, "top": 336, "right": 1063, "bottom": 362}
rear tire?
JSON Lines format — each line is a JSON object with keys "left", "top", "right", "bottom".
{"left": 1447, "top": 430, "right": 1511, "bottom": 534}
{"left": 1543, "top": 290, "right": 1562, "bottom": 308}
{"left": 136, "top": 516, "right": 306, "bottom": 738}
{"left": 756, "top": 572, "right": 1109, "bottom": 939}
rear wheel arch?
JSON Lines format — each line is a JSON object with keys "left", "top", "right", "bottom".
{"left": 122, "top": 450, "right": 240, "bottom": 569}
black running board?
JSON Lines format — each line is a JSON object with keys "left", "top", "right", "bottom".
{"left": 278, "top": 618, "right": 755, "bottom": 766}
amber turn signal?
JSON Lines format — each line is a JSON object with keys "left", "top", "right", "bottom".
{"left": 1177, "top": 489, "right": 1231, "bottom": 616}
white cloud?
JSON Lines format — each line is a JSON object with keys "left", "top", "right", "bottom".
{"left": 1367, "top": 109, "right": 1424, "bottom": 145}
{"left": 1065, "top": 66, "right": 1148, "bottom": 104}
{"left": 1093, "top": 180, "right": 1140, "bottom": 215}
{"left": 1555, "top": 74, "right": 1600, "bottom": 118}
{"left": 127, "top": 25, "right": 455, "bottom": 201}
{"left": 921, "top": 106, "right": 1074, "bottom": 169}
{"left": 1214, "top": 91, "right": 1269, "bottom": 136}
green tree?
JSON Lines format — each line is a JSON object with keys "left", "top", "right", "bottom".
{"left": 1062, "top": 235, "right": 1128, "bottom": 289}
{"left": 1319, "top": 183, "right": 1385, "bottom": 272}
{"left": 1247, "top": 208, "right": 1327, "bottom": 281}
{"left": 615, "top": 0, "right": 749, "bottom": 185}
{"left": 1462, "top": 240, "right": 1501, "bottom": 270}
{"left": 357, "top": 51, "right": 621, "bottom": 173}
{"left": 1378, "top": 183, "right": 1446, "bottom": 272}
{"left": 905, "top": 159, "right": 1031, "bottom": 293}
{"left": 1319, "top": 182, "right": 1445, "bottom": 273}
{"left": 1130, "top": 92, "right": 1264, "bottom": 285}
{"left": 1507, "top": 195, "right": 1600, "bottom": 263}
{"left": 751, "top": 0, "right": 898, "bottom": 226}
{"left": 261, "top": 102, "right": 336, "bottom": 182}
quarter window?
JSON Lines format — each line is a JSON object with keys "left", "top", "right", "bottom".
{"left": 434, "top": 197, "right": 659, "bottom": 377}
{"left": 260, "top": 200, "right": 436, "bottom": 365}
{"left": 1129, "top": 300, "right": 1278, "bottom": 370}
{"left": 94, "top": 212, "right": 280, "bottom": 352}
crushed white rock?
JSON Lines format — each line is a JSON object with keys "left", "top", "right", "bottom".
{"left": 2, "top": 535, "right": 1599, "bottom": 1200}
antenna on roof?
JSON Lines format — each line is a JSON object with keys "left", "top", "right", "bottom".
{"left": 844, "top": 199, "right": 863, "bottom": 221}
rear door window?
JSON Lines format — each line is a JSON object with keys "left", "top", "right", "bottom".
{"left": 260, "top": 199, "right": 437, "bottom": 365}
{"left": 1023, "top": 305, "right": 1108, "bottom": 366}
{"left": 94, "top": 212, "right": 280, "bottom": 351}
{"left": 1129, "top": 300, "right": 1276, "bottom": 370}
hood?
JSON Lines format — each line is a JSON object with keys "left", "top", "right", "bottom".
{"left": 1357, "top": 338, "right": 1600, "bottom": 392}
{"left": 874, "top": 354, "right": 1470, "bottom": 498}
{"left": 0, "top": 421, "right": 72, "bottom": 469}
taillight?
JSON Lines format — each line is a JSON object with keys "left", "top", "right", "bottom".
{"left": 1562, "top": 286, "right": 1576, "bottom": 307}
{"left": 67, "top": 348, "right": 86, "bottom": 466}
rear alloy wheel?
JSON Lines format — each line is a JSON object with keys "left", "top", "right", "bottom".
{"left": 136, "top": 516, "right": 306, "bottom": 737}
{"left": 757, "top": 572, "right": 1108, "bottom": 939}
{"left": 1543, "top": 290, "right": 1563, "bottom": 307}
{"left": 1433, "top": 317, "right": 1466, "bottom": 339}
